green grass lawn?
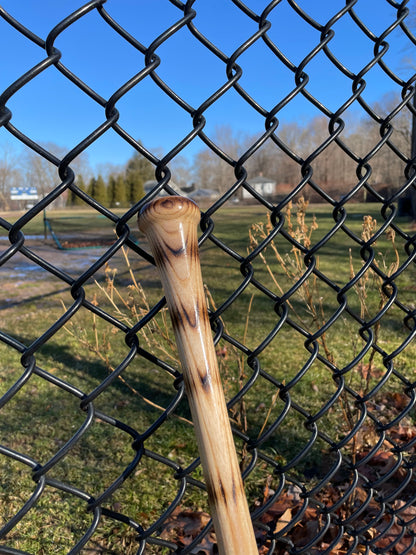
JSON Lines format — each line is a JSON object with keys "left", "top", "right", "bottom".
{"left": 0, "top": 201, "right": 415, "bottom": 553}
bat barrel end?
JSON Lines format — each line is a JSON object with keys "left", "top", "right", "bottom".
{"left": 138, "top": 195, "right": 200, "bottom": 233}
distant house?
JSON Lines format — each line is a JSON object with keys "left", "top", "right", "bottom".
{"left": 242, "top": 175, "right": 276, "bottom": 200}
{"left": 143, "top": 180, "right": 188, "bottom": 198}
{"left": 9, "top": 186, "right": 39, "bottom": 210}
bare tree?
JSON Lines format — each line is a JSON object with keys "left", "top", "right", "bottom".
{"left": 0, "top": 142, "right": 22, "bottom": 210}
{"left": 194, "top": 125, "right": 241, "bottom": 193}
{"left": 23, "top": 143, "right": 91, "bottom": 208}
{"left": 169, "top": 155, "right": 193, "bottom": 189}
{"left": 358, "top": 92, "right": 411, "bottom": 194}
{"left": 400, "top": 0, "right": 416, "bottom": 217}
{"left": 274, "top": 121, "right": 305, "bottom": 185}
{"left": 95, "top": 161, "right": 123, "bottom": 183}
{"left": 244, "top": 133, "right": 282, "bottom": 180}
{"left": 191, "top": 86, "right": 414, "bottom": 204}
{"left": 194, "top": 148, "right": 219, "bottom": 190}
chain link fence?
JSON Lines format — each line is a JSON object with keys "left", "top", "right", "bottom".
{"left": 0, "top": 1, "right": 416, "bottom": 553}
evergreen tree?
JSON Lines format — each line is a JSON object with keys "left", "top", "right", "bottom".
{"left": 87, "top": 176, "right": 96, "bottom": 198}
{"left": 125, "top": 151, "right": 154, "bottom": 204}
{"left": 88, "top": 175, "right": 108, "bottom": 206}
{"left": 95, "top": 174, "right": 108, "bottom": 206}
{"left": 108, "top": 174, "right": 127, "bottom": 207}
{"left": 69, "top": 175, "right": 87, "bottom": 206}
{"left": 108, "top": 174, "right": 117, "bottom": 207}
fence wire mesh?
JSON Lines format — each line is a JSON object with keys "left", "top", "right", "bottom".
{"left": 0, "top": 1, "right": 416, "bottom": 553}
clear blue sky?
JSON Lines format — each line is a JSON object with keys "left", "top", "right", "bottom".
{"left": 0, "top": 0, "right": 414, "bottom": 173}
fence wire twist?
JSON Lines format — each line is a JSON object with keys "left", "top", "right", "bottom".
{"left": 0, "top": 1, "right": 416, "bottom": 554}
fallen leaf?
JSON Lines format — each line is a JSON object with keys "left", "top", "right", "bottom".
{"left": 274, "top": 507, "right": 293, "bottom": 534}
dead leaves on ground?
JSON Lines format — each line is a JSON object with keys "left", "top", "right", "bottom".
{"left": 159, "top": 508, "right": 216, "bottom": 554}
{"left": 158, "top": 391, "right": 416, "bottom": 553}
{"left": 159, "top": 444, "right": 416, "bottom": 554}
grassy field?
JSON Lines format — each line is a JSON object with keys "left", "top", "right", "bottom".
{"left": 0, "top": 201, "right": 415, "bottom": 553}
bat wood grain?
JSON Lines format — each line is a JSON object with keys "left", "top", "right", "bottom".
{"left": 138, "top": 196, "right": 258, "bottom": 554}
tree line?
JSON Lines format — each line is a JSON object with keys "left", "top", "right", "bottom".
{"left": 67, "top": 151, "right": 154, "bottom": 208}
{"left": 0, "top": 92, "right": 412, "bottom": 210}
{"left": 193, "top": 92, "right": 412, "bottom": 202}
{"left": 0, "top": 145, "right": 155, "bottom": 211}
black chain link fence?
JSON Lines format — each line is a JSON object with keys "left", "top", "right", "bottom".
{"left": 1, "top": 1, "right": 416, "bottom": 553}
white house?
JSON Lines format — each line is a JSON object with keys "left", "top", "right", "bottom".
{"left": 242, "top": 175, "right": 276, "bottom": 200}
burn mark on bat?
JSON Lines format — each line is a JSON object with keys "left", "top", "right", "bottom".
{"left": 151, "top": 239, "right": 198, "bottom": 279}
{"left": 219, "top": 479, "right": 227, "bottom": 504}
{"left": 200, "top": 370, "right": 211, "bottom": 391}
{"left": 152, "top": 241, "right": 170, "bottom": 266}
{"left": 207, "top": 476, "right": 228, "bottom": 509}
{"left": 180, "top": 361, "right": 210, "bottom": 397}
{"left": 209, "top": 478, "right": 244, "bottom": 517}
{"left": 232, "top": 476, "right": 240, "bottom": 505}
{"left": 169, "top": 305, "right": 184, "bottom": 331}
{"left": 184, "top": 299, "right": 200, "bottom": 328}
{"left": 170, "top": 300, "right": 200, "bottom": 331}
{"left": 166, "top": 243, "right": 186, "bottom": 257}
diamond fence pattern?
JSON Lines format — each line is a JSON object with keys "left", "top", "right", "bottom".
{"left": 0, "top": 1, "right": 416, "bottom": 554}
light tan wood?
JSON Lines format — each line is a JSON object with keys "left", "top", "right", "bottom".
{"left": 138, "top": 196, "right": 258, "bottom": 554}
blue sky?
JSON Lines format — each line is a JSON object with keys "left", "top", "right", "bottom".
{"left": 0, "top": 0, "right": 414, "bottom": 173}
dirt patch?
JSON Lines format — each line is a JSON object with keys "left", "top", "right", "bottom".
{"left": 59, "top": 239, "right": 115, "bottom": 249}
{"left": 0, "top": 238, "right": 138, "bottom": 308}
{"left": 0, "top": 234, "right": 158, "bottom": 314}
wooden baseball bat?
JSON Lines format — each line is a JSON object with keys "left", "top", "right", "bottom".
{"left": 138, "top": 196, "right": 258, "bottom": 554}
